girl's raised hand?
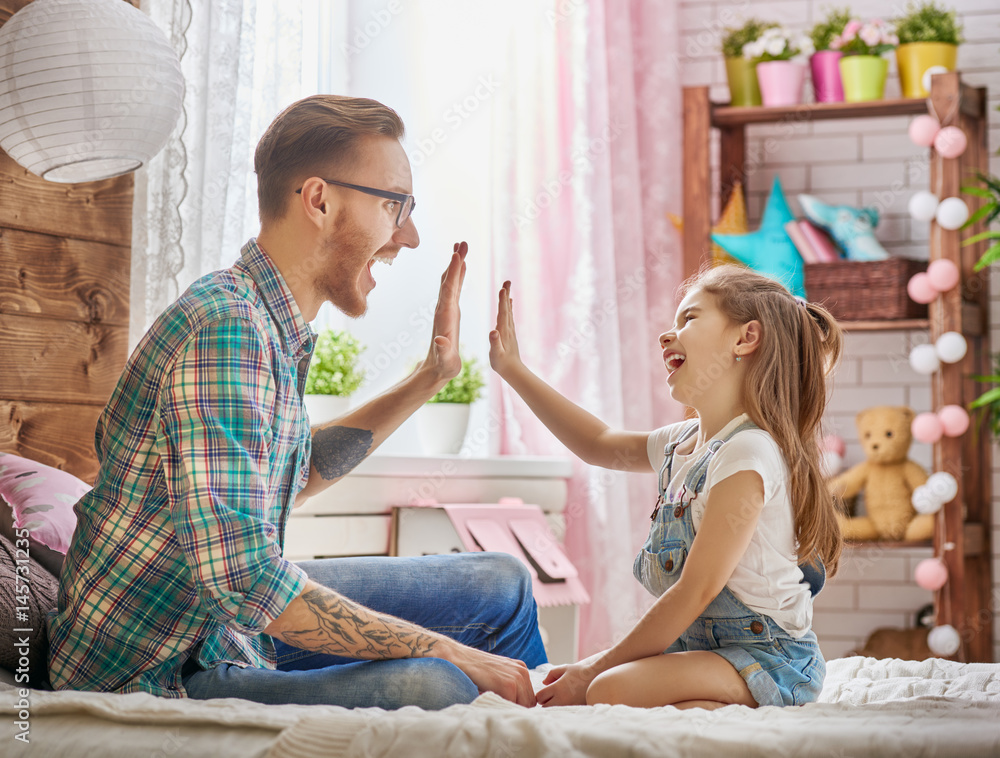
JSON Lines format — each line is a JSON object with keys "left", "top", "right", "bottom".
{"left": 489, "top": 280, "right": 522, "bottom": 378}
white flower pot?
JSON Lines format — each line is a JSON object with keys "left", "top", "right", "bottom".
{"left": 303, "top": 394, "right": 352, "bottom": 426}
{"left": 417, "top": 403, "right": 471, "bottom": 455}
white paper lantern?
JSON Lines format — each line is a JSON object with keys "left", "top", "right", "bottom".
{"left": 911, "top": 484, "right": 943, "bottom": 515}
{"left": 926, "top": 471, "right": 959, "bottom": 505}
{"left": 935, "top": 331, "right": 968, "bottom": 364}
{"left": 909, "top": 343, "right": 941, "bottom": 375}
{"left": 935, "top": 197, "right": 970, "bottom": 231}
{"left": 0, "top": 0, "right": 184, "bottom": 183}
{"left": 908, "top": 190, "right": 940, "bottom": 222}
{"left": 927, "top": 624, "right": 961, "bottom": 657}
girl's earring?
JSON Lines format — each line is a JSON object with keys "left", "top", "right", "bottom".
{"left": 735, "top": 355, "right": 742, "bottom": 363}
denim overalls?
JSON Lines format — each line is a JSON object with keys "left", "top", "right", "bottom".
{"left": 633, "top": 419, "right": 826, "bottom": 707}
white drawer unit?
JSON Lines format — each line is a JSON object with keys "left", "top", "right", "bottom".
{"left": 284, "top": 454, "right": 579, "bottom": 661}
{"left": 287, "top": 454, "right": 574, "bottom": 557}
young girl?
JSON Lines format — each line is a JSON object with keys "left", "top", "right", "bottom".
{"left": 488, "top": 264, "right": 844, "bottom": 710}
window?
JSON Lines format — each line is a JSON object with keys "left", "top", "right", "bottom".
{"left": 265, "top": 0, "right": 520, "bottom": 456}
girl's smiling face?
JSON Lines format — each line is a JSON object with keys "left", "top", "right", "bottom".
{"left": 658, "top": 288, "right": 743, "bottom": 407}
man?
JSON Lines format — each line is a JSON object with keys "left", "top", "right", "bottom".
{"left": 47, "top": 95, "right": 545, "bottom": 709}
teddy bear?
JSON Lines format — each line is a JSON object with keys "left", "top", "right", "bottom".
{"left": 828, "top": 406, "right": 935, "bottom": 542}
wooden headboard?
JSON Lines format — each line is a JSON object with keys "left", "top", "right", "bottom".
{"left": 0, "top": 0, "right": 138, "bottom": 484}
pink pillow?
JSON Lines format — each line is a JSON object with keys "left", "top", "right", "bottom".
{"left": 0, "top": 453, "right": 89, "bottom": 554}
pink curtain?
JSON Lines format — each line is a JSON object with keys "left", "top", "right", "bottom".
{"left": 491, "top": 0, "right": 685, "bottom": 657}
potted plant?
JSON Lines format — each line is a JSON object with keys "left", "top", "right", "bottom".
{"left": 809, "top": 7, "right": 853, "bottom": 102}
{"left": 743, "top": 27, "right": 814, "bottom": 107}
{"left": 417, "top": 354, "right": 485, "bottom": 455}
{"left": 893, "top": 1, "right": 963, "bottom": 98}
{"left": 832, "top": 18, "right": 899, "bottom": 102}
{"left": 303, "top": 328, "right": 366, "bottom": 425}
{"left": 720, "top": 19, "right": 778, "bottom": 107}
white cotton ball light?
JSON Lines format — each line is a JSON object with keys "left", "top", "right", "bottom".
{"left": 927, "top": 624, "right": 961, "bottom": 657}
{"left": 908, "top": 190, "right": 940, "bottom": 222}
{"left": 935, "top": 197, "right": 970, "bottom": 230}
{"left": 926, "top": 471, "right": 959, "bottom": 505}
{"left": 820, "top": 450, "right": 844, "bottom": 479}
{"left": 922, "top": 65, "right": 950, "bottom": 93}
{"left": 909, "top": 343, "right": 941, "bottom": 375}
{"left": 935, "top": 332, "right": 968, "bottom": 364}
{"left": 911, "top": 484, "right": 943, "bottom": 515}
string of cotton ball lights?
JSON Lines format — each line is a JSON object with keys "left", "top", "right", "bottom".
{"left": 897, "top": 87, "right": 972, "bottom": 663}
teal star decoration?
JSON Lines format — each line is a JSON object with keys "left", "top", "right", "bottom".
{"left": 711, "top": 176, "right": 805, "bottom": 297}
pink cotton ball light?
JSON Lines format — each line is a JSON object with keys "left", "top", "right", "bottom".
{"left": 907, "top": 272, "right": 938, "bottom": 304}
{"left": 823, "top": 435, "right": 846, "bottom": 457}
{"left": 933, "top": 126, "right": 968, "bottom": 159}
{"left": 915, "top": 557, "right": 949, "bottom": 591}
{"left": 938, "top": 405, "right": 970, "bottom": 437}
{"left": 909, "top": 115, "right": 941, "bottom": 147}
{"left": 912, "top": 412, "right": 944, "bottom": 444}
{"left": 926, "top": 259, "right": 960, "bottom": 292}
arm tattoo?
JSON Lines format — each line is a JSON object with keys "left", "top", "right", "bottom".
{"left": 311, "top": 425, "right": 373, "bottom": 480}
{"left": 279, "top": 587, "right": 441, "bottom": 659}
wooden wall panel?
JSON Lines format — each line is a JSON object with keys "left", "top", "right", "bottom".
{"left": 0, "top": 152, "right": 133, "bottom": 247}
{"left": 0, "top": 316, "right": 127, "bottom": 405}
{"left": 0, "top": 402, "right": 103, "bottom": 483}
{"left": 0, "top": 0, "right": 137, "bottom": 477}
{"left": 0, "top": 227, "right": 129, "bottom": 326}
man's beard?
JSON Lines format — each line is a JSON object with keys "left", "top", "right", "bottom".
{"left": 316, "top": 208, "right": 379, "bottom": 319}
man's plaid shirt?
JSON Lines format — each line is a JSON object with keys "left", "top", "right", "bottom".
{"left": 48, "top": 240, "right": 315, "bottom": 697}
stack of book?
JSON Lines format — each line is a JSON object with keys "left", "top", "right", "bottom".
{"left": 783, "top": 220, "right": 842, "bottom": 263}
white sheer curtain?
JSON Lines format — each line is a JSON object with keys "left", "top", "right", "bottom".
{"left": 130, "top": 0, "right": 310, "bottom": 348}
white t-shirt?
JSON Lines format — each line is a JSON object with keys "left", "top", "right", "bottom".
{"left": 645, "top": 413, "right": 812, "bottom": 637}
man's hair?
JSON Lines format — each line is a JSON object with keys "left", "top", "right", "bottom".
{"left": 254, "top": 94, "right": 405, "bottom": 225}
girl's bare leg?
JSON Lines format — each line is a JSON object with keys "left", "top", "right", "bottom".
{"left": 586, "top": 650, "right": 758, "bottom": 709}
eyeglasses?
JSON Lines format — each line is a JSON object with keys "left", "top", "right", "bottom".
{"left": 296, "top": 178, "right": 415, "bottom": 228}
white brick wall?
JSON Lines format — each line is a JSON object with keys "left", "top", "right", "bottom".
{"left": 679, "top": 0, "right": 1000, "bottom": 660}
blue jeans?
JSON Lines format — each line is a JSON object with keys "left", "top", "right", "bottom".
{"left": 182, "top": 552, "right": 547, "bottom": 710}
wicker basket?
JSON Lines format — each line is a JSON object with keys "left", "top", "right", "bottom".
{"left": 804, "top": 258, "right": 928, "bottom": 322}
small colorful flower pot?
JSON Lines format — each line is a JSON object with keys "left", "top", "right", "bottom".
{"left": 839, "top": 55, "right": 888, "bottom": 102}
{"left": 810, "top": 50, "right": 844, "bottom": 103}
{"left": 755, "top": 60, "right": 806, "bottom": 107}
{"left": 724, "top": 56, "right": 762, "bottom": 107}
{"left": 896, "top": 42, "right": 957, "bottom": 98}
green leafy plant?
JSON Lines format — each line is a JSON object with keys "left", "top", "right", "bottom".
{"left": 304, "top": 328, "right": 366, "bottom": 396}
{"left": 810, "top": 8, "right": 853, "bottom": 52}
{"left": 893, "top": 2, "right": 964, "bottom": 45}
{"left": 429, "top": 355, "right": 485, "bottom": 404}
{"left": 961, "top": 172, "right": 1000, "bottom": 272}
{"left": 720, "top": 19, "right": 779, "bottom": 58}
{"left": 970, "top": 354, "right": 1000, "bottom": 440}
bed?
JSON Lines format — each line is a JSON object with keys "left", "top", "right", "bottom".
{"left": 3, "top": 656, "right": 999, "bottom": 757}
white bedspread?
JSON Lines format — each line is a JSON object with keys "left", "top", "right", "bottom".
{"left": 2, "top": 657, "right": 998, "bottom": 758}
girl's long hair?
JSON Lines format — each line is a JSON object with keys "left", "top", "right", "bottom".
{"left": 682, "top": 265, "right": 844, "bottom": 577}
